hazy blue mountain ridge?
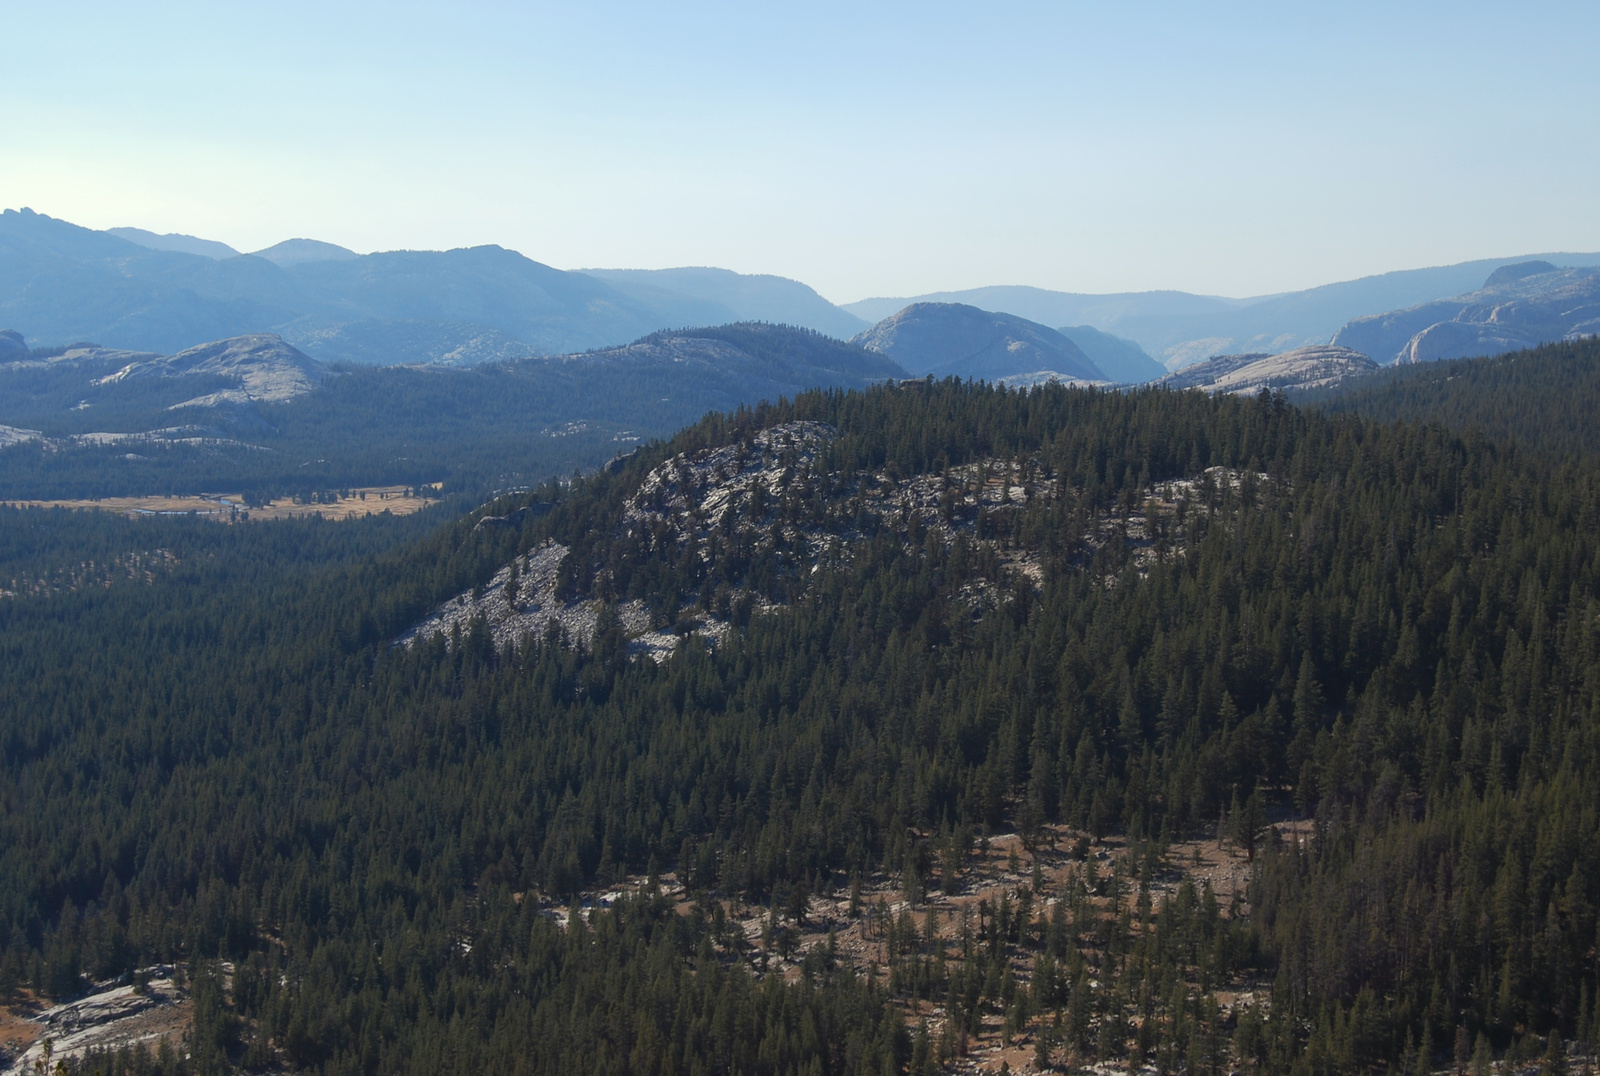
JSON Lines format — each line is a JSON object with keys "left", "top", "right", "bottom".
{"left": 250, "top": 238, "right": 360, "bottom": 267}
{"left": 1483, "top": 260, "right": 1558, "bottom": 286}
{"left": 2, "top": 210, "right": 876, "bottom": 365}
{"left": 0, "top": 209, "right": 317, "bottom": 354}
{"left": 106, "top": 227, "right": 242, "bottom": 260}
{"left": 1114, "top": 258, "right": 1590, "bottom": 367}
{"left": 12, "top": 207, "right": 1600, "bottom": 375}
{"left": 842, "top": 285, "right": 1249, "bottom": 328}
{"left": 582, "top": 267, "right": 869, "bottom": 338}
{"left": 1054, "top": 324, "right": 1166, "bottom": 382}
{"left": 0, "top": 210, "right": 734, "bottom": 361}
{"left": 282, "top": 245, "right": 733, "bottom": 355}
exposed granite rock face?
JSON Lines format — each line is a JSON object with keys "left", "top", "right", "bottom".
{"left": 399, "top": 419, "right": 1082, "bottom": 663}
{"left": 394, "top": 538, "right": 608, "bottom": 653}
{"left": 1326, "top": 302, "right": 1462, "bottom": 364}
{"left": 1333, "top": 266, "right": 1600, "bottom": 364}
{"left": 1, "top": 969, "right": 187, "bottom": 1076}
{"left": 1157, "top": 345, "right": 1378, "bottom": 394}
{"left": 1393, "top": 321, "right": 1542, "bottom": 364}
{"left": 92, "top": 333, "right": 328, "bottom": 407}
{"left": 397, "top": 421, "right": 843, "bottom": 661}
{"left": 852, "top": 302, "right": 1105, "bottom": 383}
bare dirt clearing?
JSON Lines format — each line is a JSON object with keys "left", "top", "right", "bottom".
{"left": 0, "top": 996, "right": 41, "bottom": 1062}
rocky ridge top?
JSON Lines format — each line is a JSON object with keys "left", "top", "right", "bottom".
{"left": 1157, "top": 344, "right": 1378, "bottom": 394}
{"left": 400, "top": 419, "right": 1264, "bottom": 662}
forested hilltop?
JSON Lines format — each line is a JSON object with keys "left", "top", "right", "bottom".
{"left": 3, "top": 376, "right": 1600, "bottom": 1075}
{"left": 1304, "top": 335, "right": 1600, "bottom": 462}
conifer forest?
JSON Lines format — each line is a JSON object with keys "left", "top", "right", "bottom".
{"left": 5, "top": 339, "right": 1600, "bottom": 1075}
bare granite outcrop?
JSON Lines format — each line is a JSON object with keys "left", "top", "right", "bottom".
{"left": 1, "top": 970, "right": 189, "bottom": 1076}
{"left": 93, "top": 333, "right": 329, "bottom": 408}
{"left": 1156, "top": 344, "right": 1378, "bottom": 394}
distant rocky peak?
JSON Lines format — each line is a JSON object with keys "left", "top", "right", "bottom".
{"left": 1484, "top": 260, "right": 1560, "bottom": 288}
{"left": 89, "top": 333, "right": 330, "bottom": 409}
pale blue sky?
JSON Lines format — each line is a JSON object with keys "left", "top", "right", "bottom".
{"left": 3, "top": 1, "right": 1597, "bottom": 302}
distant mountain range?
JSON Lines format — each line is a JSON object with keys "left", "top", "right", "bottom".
{"left": 1138, "top": 259, "right": 1600, "bottom": 397}
{"left": 0, "top": 209, "right": 866, "bottom": 364}
{"left": 10, "top": 207, "right": 1600, "bottom": 383}
{"left": 104, "top": 229, "right": 362, "bottom": 267}
{"left": 846, "top": 267, "right": 1598, "bottom": 397}
{"left": 847, "top": 253, "right": 1600, "bottom": 372}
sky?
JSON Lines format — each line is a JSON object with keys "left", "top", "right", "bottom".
{"left": 3, "top": 1, "right": 1598, "bottom": 303}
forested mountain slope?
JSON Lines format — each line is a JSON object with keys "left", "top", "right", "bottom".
{"left": 1303, "top": 335, "right": 1600, "bottom": 461}
{"left": 2, "top": 380, "right": 1600, "bottom": 1074}
{"left": 0, "top": 323, "right": 905, "bottom": 501}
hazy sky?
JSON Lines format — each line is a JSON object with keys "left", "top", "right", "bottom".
{"left": 4, "top": 1, "right": 1597, "bottom": 302}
